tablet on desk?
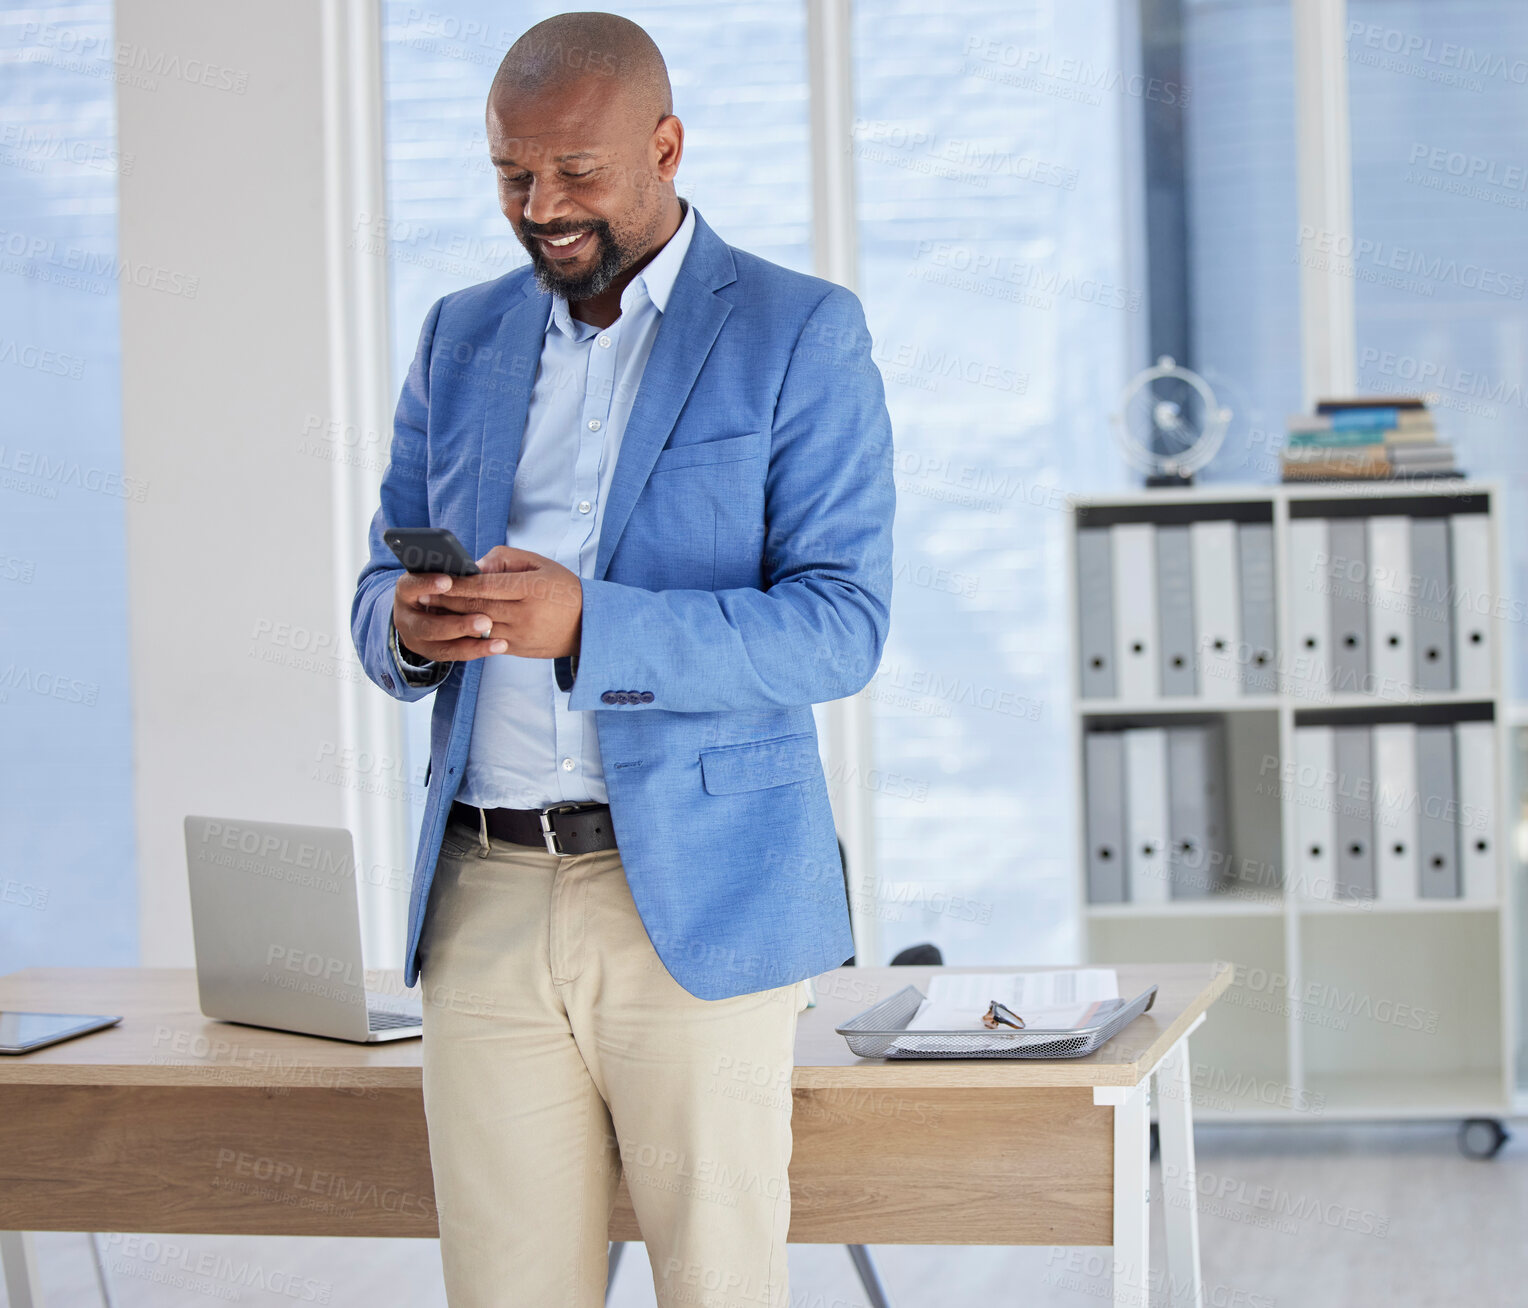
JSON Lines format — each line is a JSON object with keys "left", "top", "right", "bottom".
{"left": 0, "top": 1011, "right": 122, "bottom": 1054}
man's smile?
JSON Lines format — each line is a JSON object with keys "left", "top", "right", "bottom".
{"left": 536, "top": 230, "right": 594, "bottom": 260}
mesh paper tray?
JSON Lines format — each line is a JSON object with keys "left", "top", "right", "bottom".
{"left": 835, "top": 984, "right": 1158, "bottom": 1060}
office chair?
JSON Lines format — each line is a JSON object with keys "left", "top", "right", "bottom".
{"left": 606, "top": 837, "right": 940, "bottom": 1308}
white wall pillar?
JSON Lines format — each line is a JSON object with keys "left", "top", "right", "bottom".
{"left": 807, "top": 0, "right": 880, "bottom": 967}
{"left": 117, "top": 0, "right": 405, "bottom": 966}
{"left": 1292, "top": 0, "right": 1356, "bottom": 406}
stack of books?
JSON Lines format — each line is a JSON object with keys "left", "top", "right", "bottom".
{"left": 1280, "top": 397, "right": 1459, "bottom": 481}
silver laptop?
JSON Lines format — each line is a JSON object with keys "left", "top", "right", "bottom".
{"left": 184, "top": 816, "right": 422, "bottom": 1043}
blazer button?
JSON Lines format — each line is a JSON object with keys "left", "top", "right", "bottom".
{"left": 620, "top": 691, "right": 635, "bottom": 704}
{"left": 601, "top": 691, "right": 617, "bottom": 705}
{"left": 382, "top": 673, "right": 396, "bottom": 691}
{"left": 640, "top": 691, "right": 654, "bottom": 703}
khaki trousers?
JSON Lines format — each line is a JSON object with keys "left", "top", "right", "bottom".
{"left": 417, "top": 815, "right": 809, "bottom": 1308}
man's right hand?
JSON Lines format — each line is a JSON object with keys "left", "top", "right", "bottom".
{"left": 393, "top": 572, "right": 508, "bottom": 661}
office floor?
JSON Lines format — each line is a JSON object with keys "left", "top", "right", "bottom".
{"left": 11, "top": 1123, "right": 1520, "bottom": 1307}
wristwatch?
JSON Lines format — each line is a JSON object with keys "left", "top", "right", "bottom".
{"left": 390, "top": 618, "right": 448, "bottom": 687}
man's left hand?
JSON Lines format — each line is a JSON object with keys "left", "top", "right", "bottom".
{"left": 424, "top": 546, "right": 582, "bottom": 658}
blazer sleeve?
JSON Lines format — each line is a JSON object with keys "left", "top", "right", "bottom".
{"left": 570, "top": 285, "right": 895, "bottom": 713}
{"left": 350, "top": 296, "right": 452, "bottom": 703}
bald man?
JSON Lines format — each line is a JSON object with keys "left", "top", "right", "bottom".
{"left": 351, "top": 13, "right": 895, "bottom": 1307}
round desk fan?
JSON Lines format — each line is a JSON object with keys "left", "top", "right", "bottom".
{"left": 1112, "top": 355, "right": 1232, "bottom": 487}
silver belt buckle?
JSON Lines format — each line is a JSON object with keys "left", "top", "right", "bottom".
{"left": 538, "top": 802, "right": 592, "bottom": 856}
{"left": 538, "top": 806, "right": 564, "bottom": 856}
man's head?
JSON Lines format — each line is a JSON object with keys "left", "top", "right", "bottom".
{"left": 488, "top": 12, "right": 682, "bottom": 302}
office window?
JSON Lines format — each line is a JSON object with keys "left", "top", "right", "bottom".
{"left": 852, "top": 0, "right": 1139, "bottom": 963}
{"left": 0, "top": 3, "right": 136, "bottom": 967}
{"left": 1347, "top": 0, "right": 1528, "bottom": 693}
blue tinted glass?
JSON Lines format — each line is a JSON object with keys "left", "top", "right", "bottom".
{"left": 0, "top": 4, "right": 136, "bottom": 967}
{"left": 1348, "top": 0, "right": 1528, "bottom": 690}
{"left": 854, "top": 0, "right": 1140, "bottom": 963}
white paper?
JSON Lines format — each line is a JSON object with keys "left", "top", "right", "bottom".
{"left": 904, "top": 969, "right": 1121, "bottom": 1033}
{"left": 883, "top": 969, "right": 1125, "bottom": 1055}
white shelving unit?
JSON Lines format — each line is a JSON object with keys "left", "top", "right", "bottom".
{"left": 1067, "top": 481, "right": 1516, "bottom": 1135}
{"left": 1504, "top": 707, "right": 1528, "bottom": 1112}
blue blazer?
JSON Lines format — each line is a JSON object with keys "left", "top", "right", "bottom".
{"left": 351, "top": 205, "right": 895, "bottom": 999}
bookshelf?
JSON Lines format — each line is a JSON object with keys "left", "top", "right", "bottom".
{"left": 1067, "top": 480, "right": 1515, "bottom": 1137}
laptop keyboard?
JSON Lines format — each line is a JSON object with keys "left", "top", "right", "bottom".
{"left": 367, "top": 1006, "right": 422, "bottom": 1031}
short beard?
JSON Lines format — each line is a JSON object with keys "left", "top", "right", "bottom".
{"left": 525, "top": 219, "right": 632, "bottom": 301}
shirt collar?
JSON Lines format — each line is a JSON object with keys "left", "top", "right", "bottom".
{"left": 547, "top": 197, "right": 695, "bottom": 340}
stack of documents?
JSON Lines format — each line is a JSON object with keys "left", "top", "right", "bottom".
{"left": 857, "top": 968, "right": 1158, "bottom": 1059}
{"left": 898, "top": 968, "right": 1121, "bottom": 1044}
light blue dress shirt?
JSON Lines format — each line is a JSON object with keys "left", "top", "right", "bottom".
{"left": 443, "top": 199, "right": 697, "bottom": 810}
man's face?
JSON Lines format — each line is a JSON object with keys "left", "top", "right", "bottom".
{"left": 487, "top": 74, "right": 678, "bottom": 301}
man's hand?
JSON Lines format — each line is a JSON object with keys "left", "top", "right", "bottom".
{"left": 423, "top": 546, "right": 583, "bottom": 659}
{"left": 392, "top": 570, "right": 509, "bottom": 663}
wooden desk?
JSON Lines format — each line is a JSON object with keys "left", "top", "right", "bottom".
{"left": 0, "top": 963, "right": 1229, "bottom": 1308}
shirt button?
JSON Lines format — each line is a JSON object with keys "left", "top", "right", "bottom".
{"left": 561, "top": 757, "right": 575, "bottom": 772}
{"left": 587, "top": 418, "right": 602, "bottom": 432}
{"left": 578, "top": 500, "right": 592, "bottom": 514}
{"left": 598, "top": 334, "right": 612, "bottom": 348}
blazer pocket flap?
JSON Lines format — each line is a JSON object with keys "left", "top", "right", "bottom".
{"left": 700, "top": 732, "right": 820, "bottom": 795}
{"left": 652, "top": 430, "right": 768, "bottom": 474}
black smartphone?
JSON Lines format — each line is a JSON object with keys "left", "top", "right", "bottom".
{"left": 383, "top": 527, "right": 481, "bottom": 576}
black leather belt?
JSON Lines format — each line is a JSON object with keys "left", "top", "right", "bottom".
{"left": 450, "top": 800, "right": 617, "bottom": 856}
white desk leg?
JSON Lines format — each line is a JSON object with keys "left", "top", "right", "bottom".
{"left": 1, "top": 1231, "right": 44, "bottom": 1307}
{"left": 1155, "top": 1036, "right": 1204, "bottom": 1308}
{"left": 1110, "top": 1080, "right": 1150, "bottom": 1308}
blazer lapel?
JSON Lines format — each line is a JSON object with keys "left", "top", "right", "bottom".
{"left": 473, "top": 277, "right": 551, "bottom": 557}
{"left": 594, "top": 207, "right": 737, "bottom": 580}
